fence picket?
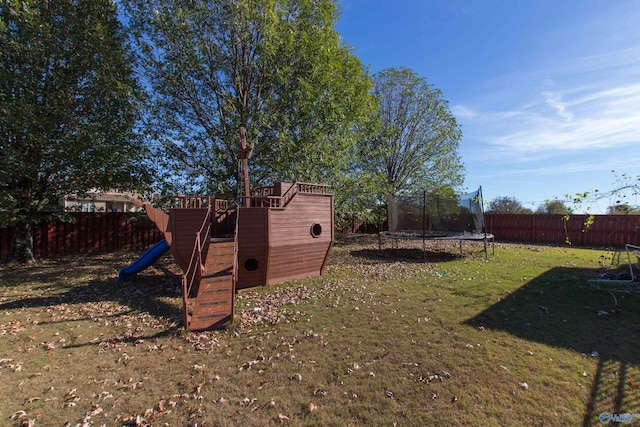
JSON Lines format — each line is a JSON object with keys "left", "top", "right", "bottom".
{"left": 485, "top": 214, "right": 640, "bottom": 247}
{"left": 0, "top": 213, "right": 163, "bottom": 261}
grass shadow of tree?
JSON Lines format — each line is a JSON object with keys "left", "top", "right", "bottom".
{"left": 464, "top": 267, "right": 640, "bottom": 426}
{"left": 350, "top": 247, "right": 461, "bottom": 264}
{"left": 0, "top": 254, "right": 185, "bottom": 343}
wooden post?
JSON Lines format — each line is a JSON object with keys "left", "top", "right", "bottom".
{"left": 237, "top": 127, "right": 252, "bottom": 207}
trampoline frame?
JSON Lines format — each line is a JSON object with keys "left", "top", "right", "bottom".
{"left": 378, "top": 230, "right": 495, "bottom": 259}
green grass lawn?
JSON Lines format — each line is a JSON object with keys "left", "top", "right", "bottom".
{"left": 1, "top": 236, "right": 639, "bottom": 426}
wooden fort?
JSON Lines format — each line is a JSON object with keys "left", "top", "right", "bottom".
{"left": 138, "top": 181, "right": 334, "bottom": 331}
{"left": 233, "top": 182, "right": 333, "bottom": 289}
{"left": 131, "top": 127, "right": 333, "bottom": 331}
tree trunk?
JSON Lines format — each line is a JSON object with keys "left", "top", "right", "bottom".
{"left": 12, "top": 222, "right": 35, "bottom": 263}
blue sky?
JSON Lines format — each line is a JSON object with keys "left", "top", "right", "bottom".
{"left": 336, "top": 0, "right": 640, "bottom": 213}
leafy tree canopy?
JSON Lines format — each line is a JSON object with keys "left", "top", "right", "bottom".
{"left": 358, "top": 67, "right": 464, "bottom": 201}
{"left": 606, "top": 203, "right": 640, "bottom": 215}
{"left": 536, "top": 199, "right": 570, "bottom": 215}
{"left": 488, "top": 196, "right": 531, "bottom": 214}
{"left": 124, "top": 0, "right": 374, "bottom": 203}
{"left": 0, "top": 0, "right": 149, "bottom": 261}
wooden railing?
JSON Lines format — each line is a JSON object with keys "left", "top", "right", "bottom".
{"left": 231, "top": 205, "right": 239, "bottom": 320}
{"left": 214, "top": 199, "right": 229, "bottom": 212}
{"left": 174, "top": 196, "right": 211, "bottom": 209}
{"left": 181, "top": 205, "right": 212, "bottom": 326}
{"left": 296, "top": 182, "right": 331, "bottom": 194}
{"left": 251, "top": 186, "right": 275, "bottom": 197}
{"left": 245, "top": 182, "right": 331, "bottom": 209}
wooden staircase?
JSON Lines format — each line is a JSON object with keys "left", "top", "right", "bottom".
{"left": 184, "top": 237, "right": 235, "bottom": 331}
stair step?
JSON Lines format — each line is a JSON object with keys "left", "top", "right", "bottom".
{"left": 198, "top": 287, "right": 230, "bottom": 296}
{"left": 210, "top": 237, "right": 234, "bottom": 243}
{"left": 193, "top": 303, "right": 232, "bottom": 318}
{"left": 209, "top": 243, "right": 234, "bottom": 249}
{"left": 206, "top": 255, "right": 233, "bottom": 262}
{"left": 206, "top": 256, "right": 234, "bottom": 263}
{"left": 207, "top": 259, "right": 234, "bottom": 265}
{"left": 201, "top": 273, "right": 232, "bottom": 280}
{"left": 199, "top": 287, "right": 232, "bottom": 296}
{"left": 205, "top": 261, "right": 233, "bottom": 267}
{"left": 195, "top": 299, "right": 231, "bottom": 308}
{"left": 200, "top": 277, "right": 232, "bottom": 285}
{"left": 207, "top": 251, "right": 234, "bottom": 259}
{"left": 192, "top": 312, "right": 230, "bottom": 321}
{"left": 206, "top": 258, "right": 234, "bottom": 264}
{"left": 202, "top": 269, "right": 232, "bottom": 278}
{"left": 208, "top": 250, "right": 233, "bottom": 254}
{"left": 205, "top": 266, "right": 233, "bottom": 274}
{"left": 198, "top": 282, "right": 232, "bottom": 291}
{"left": 189, "top": 313, "right": 232, "bottom": 331}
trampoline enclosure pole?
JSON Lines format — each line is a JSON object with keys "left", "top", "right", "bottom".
{"left": 422, "top": 189, "right": 426, "bottom": 262}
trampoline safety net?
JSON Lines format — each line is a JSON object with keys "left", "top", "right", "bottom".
{"left": 387, "top": 188, "right": 485, "bottom": 237}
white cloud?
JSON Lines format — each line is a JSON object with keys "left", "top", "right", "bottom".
{"left": 452, "top": 23, "right": 640, "bottom": 161}
{"left": 550, "top": 46, "right": 640, "bottom": 78}
{"left": 542, "top": 91, "right": 573, "bottom": 120}
{"left": 456, "top": 77, "right": 640, "bottom": 160}
{"left": 450, "top": 105, "right": 477, "bottom": 119}
{"left": 474, "top": 155, "right": 640, "bottom": 179}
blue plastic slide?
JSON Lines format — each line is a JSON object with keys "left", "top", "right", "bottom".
{"left": 118, "top": 239, "right": 170, "bottom": 283}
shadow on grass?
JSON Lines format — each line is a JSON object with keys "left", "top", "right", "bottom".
{"left": 0, "top": 254, "right": 185, "bottom": 342}
{"left": 335, "top": 232, "right": 490, "bottom": 263}
{"left": 0, "top": 260, "right": 111, "bottom": 289}
{"left": 350, "top": 247, "right": 461, "bottom": 264}
{"left": 464, "top": 267, "right": 640, "bottom": 426}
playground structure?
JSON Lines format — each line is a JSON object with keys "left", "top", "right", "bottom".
{"left": 379, "top": 187, "right": 494, "bottom": 259}
{"left": 119, "top": 129, "right": 334, "bottom": 331}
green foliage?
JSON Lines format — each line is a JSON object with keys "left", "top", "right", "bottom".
{"left": 0, "top": 0, "right": 149, "bottom": 261}
{"left": 536, "top": 199, "right": 570, "bottom": 215}
{"left": 358, "top": 67, "right": 464, "bottom": 200}
{"left": 606, "top": 203, "right": 640, "bottom": 215}
{"left": 331, "top": 170, "right": 385, "bottom": 230}
{"left": 124, "top": 0, "right": 374, "bottom": 202}
{"left": 487, "top": 196, "right": 531, "bottom": 213}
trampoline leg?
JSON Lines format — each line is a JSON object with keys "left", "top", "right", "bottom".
{"left": 459, "top": 240, "right": 463, "bottom": 257}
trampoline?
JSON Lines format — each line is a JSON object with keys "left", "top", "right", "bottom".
{"left": 379, "top": 187, "right": 494, "bottom": 259}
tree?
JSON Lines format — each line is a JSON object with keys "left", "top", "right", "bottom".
{"left": 488, "top": 196, "right": 531, "bottom": 214}
{"left": 124, "top": 0, "right": 374, "bottom": 200}
{"left": 606, "top": 204, "right": 640, "bottom": 215}
{"left": 536, "top": 200, "right": 569, "bottom": 214}
{"left": 358, "top": 67, "right": 464, "bottom": 201}
{"left": 0, "top": 0, "right": 149, "bottom": 262}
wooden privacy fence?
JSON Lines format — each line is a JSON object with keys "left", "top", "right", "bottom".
{"left": 0, "top": 213, "right": 163, "bottom": 261}
{"left": 485, "top": 214, "right": 640, "bottom": 247}
{"left": 2, "top": 213, "right": 639, "bottom": 260}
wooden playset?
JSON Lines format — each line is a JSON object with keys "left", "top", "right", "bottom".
{"left": 122, "top": 128, "right": 334, "bottom": 331}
